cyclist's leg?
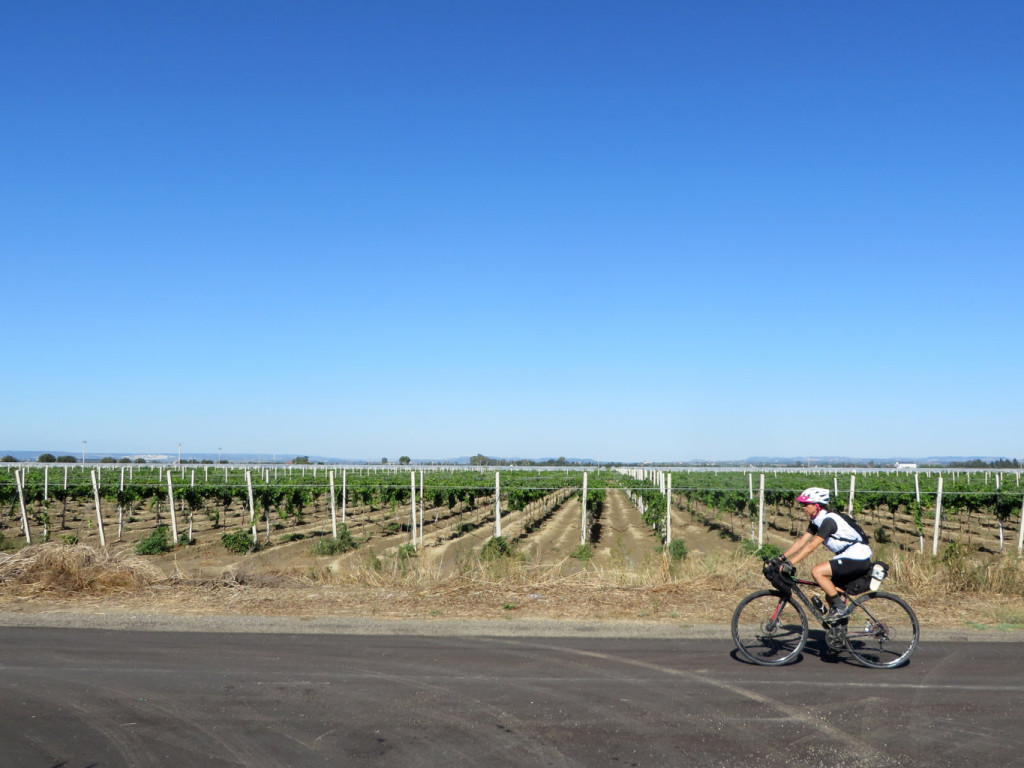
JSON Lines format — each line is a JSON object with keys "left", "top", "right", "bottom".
{"left": 811, "top": 560, "right": 845, "bottom": 616}
{"left": 811, "top": 560, "right": 838, "bottom": 598}
{"left": 824, "top": 558, "right": 872, "bottom": 619}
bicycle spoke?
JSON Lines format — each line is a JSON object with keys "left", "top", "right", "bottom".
{"left": 731, "top": 590, "right": 808, "bottom": 666}
{"left": 844, "top": 592, "right": 919, "bottom": 669}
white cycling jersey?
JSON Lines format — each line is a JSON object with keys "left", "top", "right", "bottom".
{"left": 808, "top": 510, "right": 872, "bottom": 561}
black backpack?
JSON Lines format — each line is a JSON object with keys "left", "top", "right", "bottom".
{"left": 832, "top": 510, "right": 869, "bottom": 547}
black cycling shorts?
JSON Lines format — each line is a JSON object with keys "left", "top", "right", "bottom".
{"left": 830, "top": 557, "right": 871, "bottom": 580}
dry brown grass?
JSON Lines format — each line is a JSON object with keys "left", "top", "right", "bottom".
{"left": 875, "top": 543, "right": 1024, "bottom": 597}
{"left": 2, "top": 544, "right": 1024, "bottom": 630}
{"left": 0, "top": 542, "right": 164, "bottom": 595}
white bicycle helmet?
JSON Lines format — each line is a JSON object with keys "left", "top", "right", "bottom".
{"left": 796, "top": 487, "right": 830, "bottom": 505}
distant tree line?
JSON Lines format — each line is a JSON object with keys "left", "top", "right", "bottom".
{"left": 952, "top": 458, "right": 1021, "bottom": 469}
{"left": 469, "top": 454, "right": 604, "bottom": 467}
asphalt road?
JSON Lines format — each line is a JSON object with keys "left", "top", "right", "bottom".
{"left": 1, "top": 626, "right": 1021, "bottom": 768}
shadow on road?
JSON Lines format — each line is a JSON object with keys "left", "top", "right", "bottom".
{"left": 729, "top": 629, "right": 872, "bottom": 668}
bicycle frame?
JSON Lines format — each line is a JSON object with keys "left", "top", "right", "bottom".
{"left": 771, "top": 576, "right": 827, "bottom": 623}
{"left": 770, "top": 575, "right": 886, "bottom": 650}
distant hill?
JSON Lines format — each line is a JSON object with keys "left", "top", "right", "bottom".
{"left": 1, "top": 450, "right": 1017, "bottom": 467}
{"left": 742, "top": 456, "right": 1017, "bottom": 467}
{"left": 0, "top": 450, "right": 369, "bottom": 464}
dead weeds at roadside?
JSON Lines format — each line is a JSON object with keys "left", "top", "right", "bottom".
{"left": 0, "top": 543, "right": 164, "bottom": 595}
{"left": 1, "top": 545, "right": 1023, "bottom": 630}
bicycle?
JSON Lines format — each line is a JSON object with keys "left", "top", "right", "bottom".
{"left": 731, "top": 557, "right": 919, "bottom": 669}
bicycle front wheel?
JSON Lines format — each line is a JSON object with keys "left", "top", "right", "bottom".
{"left": 731, "top": 589, "right": 808, "bottom": 666}
{"left": 844, "top": 591, "right": 919, "bottom": 669}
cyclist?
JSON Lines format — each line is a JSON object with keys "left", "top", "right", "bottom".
{"left": 775, "top": 487, "right": 872, "bottom": 621}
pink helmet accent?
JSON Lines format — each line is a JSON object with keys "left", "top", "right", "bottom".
{"left": 797, "top": 487, "right": 830, "bottom": 505}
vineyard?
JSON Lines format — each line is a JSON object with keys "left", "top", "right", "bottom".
{"left": 665, "top": 468, "right": 1024, "bottom": 558}
{"left": 0, "top": 464, "right": 622, "bottom": 578}
{"left": 2, "top": 464, "right": 1024, "bottom": 585}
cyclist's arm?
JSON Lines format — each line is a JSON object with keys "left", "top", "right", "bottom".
{"left": 782, "top": 532, "right": 814, "bottom": 561}
{"left": 789, "top": 535, "right": 825, "bottom": 565}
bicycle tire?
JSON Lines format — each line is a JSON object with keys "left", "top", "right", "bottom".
{"left": 731, "top": 589, "right": 808, "bottom": 666}
{"left": 843, "top": 591, "right": 919, "bottom": 669}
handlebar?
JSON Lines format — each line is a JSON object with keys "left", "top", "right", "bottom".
{"left": 762, "top": 556, "right": 796, "bottom": 589}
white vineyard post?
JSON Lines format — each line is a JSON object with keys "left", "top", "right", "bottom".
{"left": 494, "top": 471, "right": 501, "bottom": 538}
{"left": 118, "top": 467, "right": 125, "bottom": 540}
{"left": 748, "top": 473, "right": 753, "bottom": 500}
{"left": 915, "top": 473, "right": 921, "bottom": 505}
{"left": 64, "top": 465, "right": 68, "bottom": 490}
{"left": 15, "top": 469, "right": 31, "bottom": 543}
{"left": 932, "top": 476, "right": 944, "bottom": 556}
{"left": 245, "top": 470, "right": 256, "bottom": 526}
{"left": 90, "top": 469, "right": 106, "bottom": 547}
{"left": 204, "top": 465, "right": 209, "bottom": 482}
{"left": 342, "top": 468, "right": 347, "bottom": 523}
{"left": 43, "top": 465, "right": 48, "bottom": 501}
{"left": 410, "top": 471, "right": 417, "bottom": 547}
{"left": 758, "top": 474, "right": 766, "bottom": 547}
{"left": 419, "top": 470, "right": 424, "bottom": 544}
{"left": 581, "top": 472, "right": 588, "bottom": 546}
{"left": 1016, "top": 489, "right": 1024, "bottom": 555}
{"left": 329, "top": 470, "right": 338, "bottom": 539}
{"left": 190, "top": 469, "right": 195, "bottom": 488}
{"left": 848, "top": 475, "right": 856, "bottom": 515}
{"left": 665, "top": 473, "right": 672, "bottom": 544}
{"left": 165, "top": 472, "right": 179, "bottom": 543}
{"left": 833, "top": 476, "right": 838, "bottom": 500}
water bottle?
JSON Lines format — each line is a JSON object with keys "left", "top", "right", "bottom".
{"left": 811, "top": 595, "right": 826, "bottom": 616}
{"left": 870, "top": 562, "right": 887, "bottom": 591}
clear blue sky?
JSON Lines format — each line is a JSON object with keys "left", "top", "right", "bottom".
{"left": 2, "top": 1, "right": 1022, "bottom": 461}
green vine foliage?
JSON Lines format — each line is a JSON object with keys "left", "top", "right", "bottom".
{"left": 135, "top": 525, "right": 172, "bottom": 555}
{"left": 480, "top": 536, "right": 518, "bottom": 560}
{"left": 221, "top": 529, "right": 259, "bottom": 554}
{"left": 309, "top": 525, "right": 357, "bottom": 556}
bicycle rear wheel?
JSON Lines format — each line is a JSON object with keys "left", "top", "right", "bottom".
{"left": 731, "top": 590, "right": 808, "bottom": 666}
{"left": 844, "top": 591, "right": 919, "bottom": 669}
